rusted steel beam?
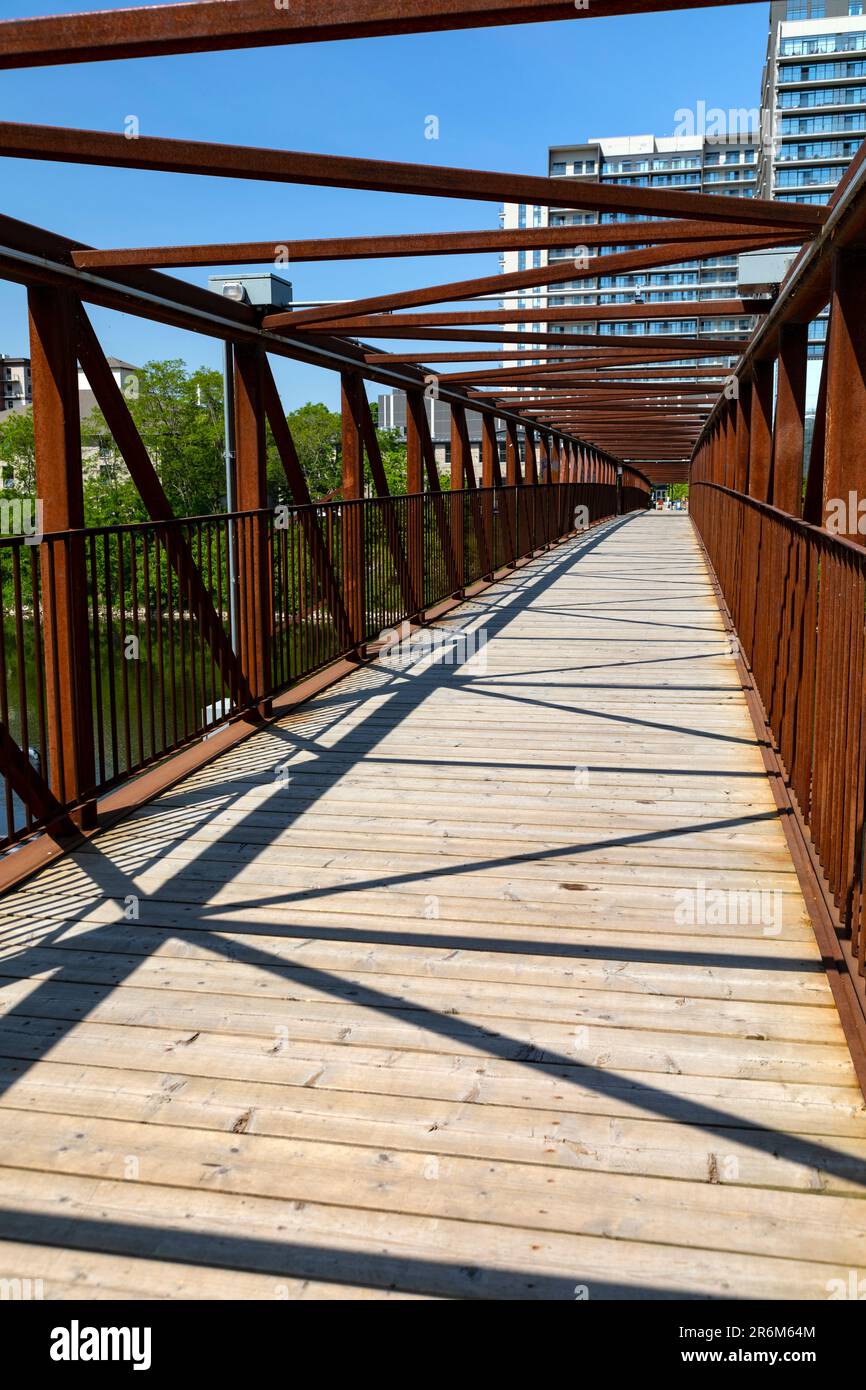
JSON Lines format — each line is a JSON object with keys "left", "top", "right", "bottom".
{"left": 306, "top": 305, "right": 757, "bottom": 333}
{"left": 405, "top": 390, "right": 459, "bottom": 594}
{"left": 260, "top": 363, "right": 354, "bottom": 651}
{"left": 449, "top": 405, "right": 469, "bottom": 591}
{"left": 525, "top": 398, "right": 711, "bottom": 409}
{"left": 523, "top": 406, "right": 709, "bottom": 417}
{"left": 0, "top": 207, "right": 620, "bottom": 475}
{"left": 77, "top": 308, "right": 253, "bottom": 708}
{"left": 71, "top": 220, "right": 786, "bottom": 271}
{"left": 363, "top": 348, "right": 684, "bottom": 367}
{"left": 441, "top": 362, "right": 730, "bottom": 384}
{"left": 233, "top": 342, "right": 272, "bottom": 700}
{"left": 405, "top": 391, "right": 448, "bottom": 494}
{"left": 505, "top": 420, "right": 522, "bottom": 487}
{"left": 542, "top": 428, "right": 703, "bottom": 438}
{"left": 537, "top": 433, "right": 550, "bottom": 485}
{"left": 0, "top": 1, "right": 765, "bottom": 71}
{"left": 277, "top": 243, "right": 781, "bottom": 329}
{"left": 474, "top": 380, "right": 721, "bottom": 397}
{"left": 543, "top": 430, "right": 701, "bottom": 440}
{"left": 406, "top": 393, "right": 424, "bottom": 502}
{"left": 311, "top": 323, "right": 738, "bottom": 353}
{"left": 824, "top": 250, "right": 866, "bottom": 542}
{"left": 352, "top": 296, "right": 767, "bottom": 331}
{"left": 726, "top": 401, "right": 739, "bottom": 489}
{"left": 0, "top": 723, "right": 70, "bottom": 831}
{"left": 692, "top": 139, "right": 866, "bottom": 454}
{"left": 451, "top": 402, "right": 491, "bottom": 577}
{"left": 524, "top": 427, "right": 539, "bottom": 487}
{"left": 306, "top": 323, "right": 750, "bottom": 355}
{"left": 0, "top": 213, "right": 615, "bottom": 444}
{"left": 28, "top": 286, "right": 96, "bottom": 825}
{"left": 480, "top": 413, "right": 501, "bottom": 572}
{"left": 773, "top": 323, "right": 808, "bottom": 518}
{"left": 351, "top": 377, "right": 419, "bottom": 616}
{"left": 748, "top": 360, "right": 774, "bottom": 504}
{"left": 734, "top": 376, "right": 752, "bottom": 496}
{"left": 0, "top": 123, "right": 825, "bottom": 230}
{"left": 560, "top": 423, "right": 705, "bottom": 431}
{"left": 340, "top": 373, "right": 366, "bottom": 651}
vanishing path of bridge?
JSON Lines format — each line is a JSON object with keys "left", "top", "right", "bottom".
{"left": 0, "top": 511, "right": 864, "bottom": 1299}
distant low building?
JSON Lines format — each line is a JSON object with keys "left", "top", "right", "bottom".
{"left": 0, "top": 355, "right": 139, "bottom": 429}
{"left": 0, "top": 355, "right": 32, "bottom": 417}
{"left": 378, "top": 391, "right": 510, "bottom": 483}
{"left": 78, "top": 357, "right": 140, "bottom": 426}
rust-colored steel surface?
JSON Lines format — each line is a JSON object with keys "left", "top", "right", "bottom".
{"left": 0, "top": 0, "right": 773, "bottom": 70}
{"left": 689, "top": 145, "right": 866, "bottom": 1048}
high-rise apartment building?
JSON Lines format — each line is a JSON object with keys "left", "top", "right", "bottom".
{"left": 500, "top": 132, "right": 759, "bottom": 364}
{"left": 758, "top": 2, "right": 866, "bottom": 362}
{"left": 759, "top": 0, "right": 866, "bottom": 208}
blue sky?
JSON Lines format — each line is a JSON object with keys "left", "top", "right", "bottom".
{"left": 0, "top": 0, "right": 769, "bottom": 409}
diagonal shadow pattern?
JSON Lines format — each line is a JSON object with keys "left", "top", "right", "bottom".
{"left": 1, "top": 513, "right": 864, "bottom": 1298}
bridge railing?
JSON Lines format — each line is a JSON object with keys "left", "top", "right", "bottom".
{"left": 689, "top": 149, "right": 866, "bottom": 1035}
{"left": 0, "top": 479, "right": 638, "bottom": 851}
{"left": 691, "top": 482, "right": 866, "bottom": 995}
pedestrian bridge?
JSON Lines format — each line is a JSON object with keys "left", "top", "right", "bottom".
{"left": 2, "top": 0, "right": 866, "bottom": 1303}
{"left": 2, "top": 512, "right": 865, "bottom": 1300}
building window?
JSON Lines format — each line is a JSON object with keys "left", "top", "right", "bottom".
{"left": 851, "top": 1, "right": 863, "bottom": 14}
{"left": 550, "top": 162, "right": 566, "bottom": 175}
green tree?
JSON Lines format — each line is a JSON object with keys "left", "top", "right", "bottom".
{"left": 377, "top": 425, "right": 410, "bottom": 494}
{"left": 91, "top": 360, "right": 227, "bottom": 518}
{"left": 279, "top": 401, "right": 343, "bottom": 500}
{"left": 0, "top": 408, "right": 36, "bottom": 494}
{"left": 3, "top": 367, "right": 418, "bottom": 526}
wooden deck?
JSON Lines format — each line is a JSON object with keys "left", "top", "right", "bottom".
{"left": 1, "top": 510, "right": 865, "bottom": 1300}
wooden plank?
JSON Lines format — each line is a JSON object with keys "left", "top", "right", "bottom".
{"left": 1, "top": 512, "right": 865, "bottom": 1299}
{"left": 6, "top": 1060, "right": 866, "bottom": 1204}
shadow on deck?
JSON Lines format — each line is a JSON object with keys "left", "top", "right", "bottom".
{"left": 1, "top": 512, "right": 865, "bottom": 1300}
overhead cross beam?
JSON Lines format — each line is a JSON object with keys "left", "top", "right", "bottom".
{"left": 71, "top": 219, "right": 789, "bottom": 271}
{"left": 304, "top": 324, "right": 751, "bottom": 355}
{"left": 0, "top": 1, "right": 776, "bottom": 71}
{"left": 0, "top": 122, "right": 825, "bottom": 231}
{"left": 272, "top": 242, "right": 787, "bottom": 330}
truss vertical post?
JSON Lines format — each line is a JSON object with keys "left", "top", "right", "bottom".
{"left": 824, "top": 250, "right": 866, "bottom": 541}
{"left": 538, "top": 433, "right": 551, "bottom": 485}
{"left": 773, "top": 322, "right": 808, "bottom": 517}
{"left": 481, "top": 411, "right": 499, "bottom": 575}
{"left": 233, "top": 342, "right": 272, "bottom": 704}
{"left": 450, "top": 403, "right": 473, "bottom": 591}
{"left": 749, "top": 359, "right": 774, "bottom": 503}
{"left": 406, "top": 389, "right": 429, "bottom": 612}
{"left": 340, "top": 371, "right": 366, "bottom": 654}
{"left": 505, "top": 419, "right": 521, "bottom": 485}
{"left": 28, "top": 285, "right": 96, "bottom": 826}
{"left": 524, "top": 426, "right": 538, "bottom": 486}
{"left": 725, "top": 401, "right": 738, "bottom": 489}
{"left": 734, "top": 374, "right": 752, "bottom": 496}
